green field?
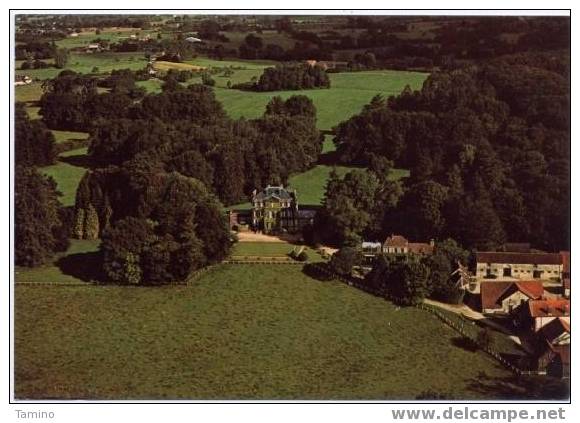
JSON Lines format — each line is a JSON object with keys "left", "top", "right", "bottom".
{"left": 41, "top": 147, "right": 89, "bottom": 206}
{"left": 15, "top": 264, "right": 514, "bottom": 400}
{"left": 214, "top": 70, "right": 428, "bottom": 130}
{"left": 231, "top": 242, "right": 325, "bottom": 262}
{"left": 15, "top": 239, "right": 101, "bottom": 284}
{"left": 51, "top": 130, "right": 90, "bottom": 144}
{"left": 15, "top": 52, "right": 148, "bottom": 80}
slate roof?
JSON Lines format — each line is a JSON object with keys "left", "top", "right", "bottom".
{"left": 476, "top": 252, "right": 563, "bottom": 266}
{"left": 254, "top": 186, "right": 293, "bottom": 201}
{"left": 480, "top": 281, "right": 544, "bottom": 310}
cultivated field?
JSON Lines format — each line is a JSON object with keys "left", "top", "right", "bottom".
{"left": 15, "top": 264, "right": 514, "bottom": 400}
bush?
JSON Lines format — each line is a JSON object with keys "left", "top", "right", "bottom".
{"left": 297, "top": 251, "right": 309, "bottom": 262}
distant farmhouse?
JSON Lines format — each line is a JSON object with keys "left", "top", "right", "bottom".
{"left": 228, "top": 185, "right": 317, "bottom": 234}
{"left": 362, "top": 234, "right": 434, "bottom": 263}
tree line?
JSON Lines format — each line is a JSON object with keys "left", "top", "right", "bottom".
{"left": 233, "top": 63, "right": 330, "bottom": 91}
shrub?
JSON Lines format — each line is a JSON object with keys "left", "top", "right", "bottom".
{"left": 297, "top": 251, "right": 309, "bottom": 262}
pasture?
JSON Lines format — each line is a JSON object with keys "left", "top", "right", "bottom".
{"left": 231, "top": 242, "right": 325, "bottom": 262}
{"left": 41, "top": 147, "right": 89, "bottom": 207}
{"left": 213, "top": 70, "right": 428, "bottom": 130}
{"left": 15, "top": 264, "right": 515, "bottom": 400}
{"left": 14, "top": 239, "right": 101, "bottom": 285}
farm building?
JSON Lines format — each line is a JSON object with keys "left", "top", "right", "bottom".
{"left": 479, "top": 280, "right": 544, "bottom": 314}
{"left": 475, "top": 252, "right": 563, "bottom": 281}
{"left": 517, "top": 298, "right": 570, "bottom": 332}
{"left": 382, "top": 234, "right": 434, "bottom": 256}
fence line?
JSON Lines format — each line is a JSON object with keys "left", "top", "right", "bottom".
{"left": 308, "top": 263, "right": 539, "bottom": 377}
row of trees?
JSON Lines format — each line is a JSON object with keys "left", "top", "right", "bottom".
{"left": 234, "top": 63, "right": 330, "bottom": 91}
{"left": 328, "top": 238, "right": 469, "bottom": 305}
{"left": 15, "top": 105, "right": 70, "bottom": 267}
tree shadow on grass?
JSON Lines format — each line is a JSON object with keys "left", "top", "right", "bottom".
{"left": 451, "top": 336, "right": 478, "bottom": 352}
{"left": 60, "top": 154, "right": 96, "bottom": 169}
{"left": 56, "top": 251, "right": 105, "bottom": 283}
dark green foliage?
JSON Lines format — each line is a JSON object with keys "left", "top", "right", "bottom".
{"left": 332, "top": 61, "right": 569, "bottom": 250}
{"left": 53, "top": 47, "right": 69, "bottom": 69}
{"left": 98, "top": 173, "right": 231, "bottom": 285}
{"left": 136, "top": 84, "right": 226, "bottom": 123}
{"left": 315, "top": 169, "right": 380, "bottom": 246}
{"left": 87, "top": 95, "right": 321, "bottom": 206}
{"left": 15, "top": 103, "right": 56, "bottom": 167}
{"left": 365, "top": 255, "right": 430, "bottom": 305}
{"left": 425, "top": 238, "right": 470, "bottom": 304}
{"left": 297, "top": 251, "right": 309, "bottom": 262}
{"left": 236, "top": 63, "right": 330, "bottom": 91}
{"left": 15, "top": 167, "right": 69, "bottom": 267}
{"left": 329, "top": 247, "right": 362, "bottom": 275}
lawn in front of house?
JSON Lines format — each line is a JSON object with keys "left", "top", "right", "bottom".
{"left": 15, "top": 264, "right": 515, "bottom": 400}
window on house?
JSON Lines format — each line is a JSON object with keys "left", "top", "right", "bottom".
{"left": 533, "top": 270, "right": 543, "bottom": 279}
{"left": 503, "top": 268, "right": 512, "bottom": 277}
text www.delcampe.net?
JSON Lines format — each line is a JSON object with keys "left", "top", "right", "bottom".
{"left": 391, "top": 407, "right": 566, "bottom": 422}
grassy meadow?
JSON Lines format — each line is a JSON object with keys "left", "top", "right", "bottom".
{"left": 213, "top": 70, "right": 428, "bottom": 131}
{"left": 15, "top": 239, "right": 101, "bottom": 285}
{"left": 15, "top": 264, "right": 514, "bottom": 400}
{"left": 231, "top": 242, "right": 325, "bottom": 262}
{"left": 41, "top": 147, "right": 89, "bottom": 206}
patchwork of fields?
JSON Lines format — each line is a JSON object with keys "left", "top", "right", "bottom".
{"left": 15, "top": 264, "right": 515, "bottom": 400}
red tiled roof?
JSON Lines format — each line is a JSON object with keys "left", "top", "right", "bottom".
{"left": 480, "top": 281, "right": 543, "bottom": 310}
{"left": 408, "top": 242, "right": 434, "bottom": 255}
{"left": 476, "top": 252, "right": 563, "bottom": 266}
{"left": 384, "top": 235, "right": 409, "bottom": 247}
{"left": 528, "top": 299, "right": 570, "bottom": 318}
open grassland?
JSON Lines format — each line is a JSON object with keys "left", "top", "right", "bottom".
{"left": 15, "top": 264, "right": 513, "bottom": 400}
{"left": 41, "top": 147, "right": 89, "bottom": 207}
{"left": 288, "top": 166, "right": 409, "bottom": 206}
{"left": 231, "top": 242, "right": 325, "bottom": 262}
{"left": 214, "top": 70, "right": 428, "bottom": 130}
{"left": 51, "top": 130, "right": 90, "bottom": 144}
{"left": 15, "top": 239, "right": 101, "bottom": 285}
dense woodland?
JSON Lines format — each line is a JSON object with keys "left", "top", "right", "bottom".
{"left": 314, "top": 53, "right": 570, "bottom": 253}
{"left": 17, "top": 68, "right": 322, "bottom": 283}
